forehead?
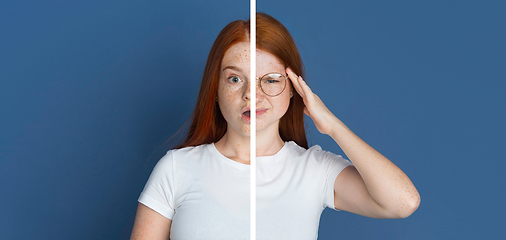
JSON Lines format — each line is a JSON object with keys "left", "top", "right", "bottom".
{"left": 221, "top": 42, "right": 250, "bottom": 69}
{"left": 221, "top": 42, "right": 285, "bottom": 73}
{"left": 256, "top": 49, "right": 285, "bottom": 73}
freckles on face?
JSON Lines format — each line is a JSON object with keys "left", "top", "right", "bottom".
{"left": 256, "top": 55, "right": 284, "bottom": 75}
{"left": 217, "top": 42, "right": 251, "bottom": 135}
{"left": 218, "top": 41, "right": 250, "bottom": 98}
{"left": 255, "top": 49, "right": 292, "bottom": 129}
{"left": 216, "top": 42, "right": 293, "bottom": 135}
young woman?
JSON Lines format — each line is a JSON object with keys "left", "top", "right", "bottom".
{"left": 131, "top": 13, "right": 420, "bottom": 240}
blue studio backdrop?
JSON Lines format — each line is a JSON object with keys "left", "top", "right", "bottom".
{"left": 1, "top": 0, "right": 505, "bottom": 239}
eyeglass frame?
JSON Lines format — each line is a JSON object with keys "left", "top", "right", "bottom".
{"left": 255, "top": 72, "right": 288, "bottom": 97}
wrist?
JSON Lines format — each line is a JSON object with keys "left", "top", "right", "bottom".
{"left": 328, "top": 116, "right": 349, "bottom": 141}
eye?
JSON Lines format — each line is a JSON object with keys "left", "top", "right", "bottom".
{"left": 261, "top": 73, "right": 284, "bottom": 84}
{"left": 264, "top": 79, "right": 280, "bottom": 84}
{"left": 227, "top": 76, "right": 242, "bottom": 84}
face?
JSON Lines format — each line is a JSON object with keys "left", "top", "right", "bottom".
{"left": 217, "top": 41, "right": 292, "bottom": 137}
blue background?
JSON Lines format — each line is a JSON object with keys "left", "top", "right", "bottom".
{"left": 1, "top": 0, "right": 504, "bottom": 239}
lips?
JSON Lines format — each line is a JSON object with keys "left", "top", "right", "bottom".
{"left": 241, "top": 107, "right": 251, "bottom": 123}
{"left": 255, "top": 109, "right": 267, "bottom": 116}
{"left": 241, "top": 107, "right": 268, "bottom": 123}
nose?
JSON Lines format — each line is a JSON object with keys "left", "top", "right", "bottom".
{"left": 242, "top": 79, "right": 263, "bottom": 101}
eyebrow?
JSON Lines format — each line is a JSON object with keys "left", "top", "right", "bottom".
{"left": 222, "top": 65, "right": 243, "bottom": 72}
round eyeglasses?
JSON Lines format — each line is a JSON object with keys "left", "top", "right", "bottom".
{"left": 256, "top": 73, "right": 288, "bottom": 97}
{"left": 225, "top": 73, "right": 288, "bottom": 97}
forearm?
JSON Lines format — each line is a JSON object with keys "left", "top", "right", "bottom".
{"left": 285, "top": 67, "right": 419, "bottom": 216}
{"left": 328, "top": 117, "right": 420, "bottom": 217}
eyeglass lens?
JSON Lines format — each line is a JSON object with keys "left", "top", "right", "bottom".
{"left": 260, "top": 73, "right": 286, "bottom": 96}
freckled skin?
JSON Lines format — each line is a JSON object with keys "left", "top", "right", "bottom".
{"left": 217, "top": 41, "right": 292, "bottom": 137}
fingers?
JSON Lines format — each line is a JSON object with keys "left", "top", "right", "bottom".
{"left": 286, "top": 68, "right": 305, "bottom": 99}
{"left": 299, "top": 77, "right": 314, "bottom": 97}
{"left": 286, "top": 68, "right": 329, "bottom": 121}
{"left": 286, "top": 67, "right": 316, "bottom": 100}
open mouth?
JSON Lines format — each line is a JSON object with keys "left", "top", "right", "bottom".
{"left": 241, "top": 107, "right": 251, "bottom": 123}
{"left": 241, "top": 108, "right": 267, "bottom": 122}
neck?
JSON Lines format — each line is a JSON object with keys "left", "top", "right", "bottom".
{"left": 255, "top": 125, "right": 285, "bottom": 157}
{"left": 214, "top": 124, "right": 285, "bottom": 164}
{"left": 215, "top": 130, "right": 251, "bottom": 164}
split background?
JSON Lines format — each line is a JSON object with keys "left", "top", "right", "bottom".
{"left": 1, "top": 0, "right": 505, "bottom": 239}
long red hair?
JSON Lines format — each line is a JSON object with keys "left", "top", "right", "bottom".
{"left": 176, "top": 13, "right": 308, "bottom": 149}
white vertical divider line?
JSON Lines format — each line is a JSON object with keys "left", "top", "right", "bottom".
{"left": 249, "top": 0, "right": 256, "bottom": 239}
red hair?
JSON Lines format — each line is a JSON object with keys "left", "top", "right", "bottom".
{"left": 176, "top": 13, "right": 308, "bottom": 149}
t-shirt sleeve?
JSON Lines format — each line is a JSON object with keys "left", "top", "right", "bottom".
{"left": 321, "top": 151, "right": 353, "bottom": 210}
{"left": 138, "top": 151, "right": 176, "bottom": 219}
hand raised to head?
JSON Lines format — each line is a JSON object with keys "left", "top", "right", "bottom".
{"left": 286, "top": 67, "right": 340, "bottom": 136}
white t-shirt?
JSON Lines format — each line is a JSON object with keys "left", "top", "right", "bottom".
{"left": 138, "top": 141, "right": 353, "bottom": 240}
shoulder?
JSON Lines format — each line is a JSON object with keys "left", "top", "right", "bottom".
{"left": 169, "top": 144, "right": 210, "bottom": 159}
{"left": 284, "top": 141, "right": 309, "bottom": 156}
{"left": 285, "top": 141, "right": 341, "bottom": 159}
{"left": 286, "top": 141, "right": 351, "bottom": 167}
{"left": 154, "top": 144, "right": 212, "bottom": 170}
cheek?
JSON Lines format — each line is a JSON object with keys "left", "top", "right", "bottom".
{"left": 220, "top": 86, "right": 239, "bottom": 99}
{"left": 218, "top": 85, "right": 241, "bottom": 113}
{"left": 281, "top": 84, "right": 293, "bottom": 107}
{"left": 272, "top": 92, "right": 292, "bottom": 116}
{"left": 281, "top": 96, "right": 291, "bottom": 113}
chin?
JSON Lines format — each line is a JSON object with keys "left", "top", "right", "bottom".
{"left": 240, "top": 125, "right": 251, "bottom": 136}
